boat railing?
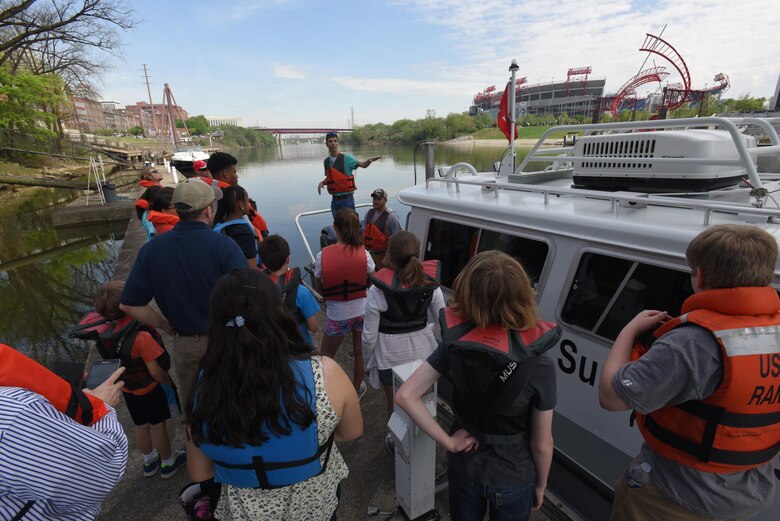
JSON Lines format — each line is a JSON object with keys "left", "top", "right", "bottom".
{"left": 294, "top": 203, "right": 372, "bottom": 265}
{"left": 514, "top": 117, "right": 780, "bottom": 190}
{"left": 419, "top": 175, "right": 780, "bottom": 226}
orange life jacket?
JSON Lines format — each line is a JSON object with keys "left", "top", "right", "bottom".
{"left": 362, "top": 208, "right": 391, "bottom": 252}
{"left": 632, "top": 286, "right": 780, "bottom": 473}
{"left": 369, "top": 260, "right": 440, "bottom": 334}
{"left": 139, "top": 179, "right": 160, "bottom": 188}
{"left": 266, "top": 268, "right": 304, "bottom": 323}
{"left": 320, "top": 244, "right": 368, "bottom": 301}
{"left": 147, "top": 210, "right": 179, "bottom": 234}
{"left": 324, "top": 154, "right": 356, "bottom": 195}
{"left": 195, "top": 176, "right": 231, "bottom": 189}
{"left": 135, "top": 198, "right": 150, "bottom": 210}
{"left": 0, "top": 343, "right": 110, "bottom": 426}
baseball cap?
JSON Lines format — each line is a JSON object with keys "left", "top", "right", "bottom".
{"left": 173, "top": 179, "right": 223, "bottom": 213}
{"left": 326, "top": 131, "right": 338, "bottom": 139}
{"left": 192, "top": 159, "right": 208, "bottom": 172}
{"left": 371, "top": 188, "right": 387, "bottom": 199}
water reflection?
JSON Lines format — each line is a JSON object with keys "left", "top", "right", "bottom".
{"left": 0, "top": 188, "right": 123, "bottom": 367}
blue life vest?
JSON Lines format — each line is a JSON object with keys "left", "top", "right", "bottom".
{"left": 197, "top": 359, "right": 334, "bottom": 489}
{"left": 213, "top": 218, "right": 260, "bottom": 265}
{"left": 141, "top": 209, "right": 156, "bottom": 241}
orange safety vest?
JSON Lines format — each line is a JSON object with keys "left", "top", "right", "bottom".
{"left": 139, "top": 179, "right": 160, "bottom": 188}
{"left": 135, "top": 198, "right": 151, "bottom": 210}
{"left": 0, "top": 343, "right": 110, "bottom": 426}
{"left": 147, "top": 210, "right": 180, "bottom": 235}
{"left": 632, "top": 286, "right": 780, "bottom": 473}
{"left": 324, "top": 154, "right": 356, "bottom": 195}
{"left": 320, "top": 244, "right": 368, "bottom": 301}
{"left": 195, "top": 176, "right": 231, "bottom": 189}
{"left": 362, "top": 208, "right": 391, "bottom": 253}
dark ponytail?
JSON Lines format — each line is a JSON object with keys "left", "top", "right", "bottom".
{"left": 387, "top": 231, "right": 436, "bottom": 287}
{"left": 214, "top": 185, "right": 247, "bottom": 225}
{"left": 333, "top": 208, "right": 362, "bottom": 251}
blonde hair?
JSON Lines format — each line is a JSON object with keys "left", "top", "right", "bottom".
{"left": 140, "top": 166, "right": 157, "bottom": 181}
{"left": 450, "top": 251, "right": 538, "bottom": 330}
{"left": 94, "top": 280, "right": 126, "bottom": 320}
{"left": 686, "top": 224, "right": 777, "bottom": 289}
{"left": 386, "top": 231, "right": 437, "bottom": 288}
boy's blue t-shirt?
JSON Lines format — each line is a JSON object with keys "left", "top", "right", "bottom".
{"left": 295, "top": 284, "right": 320, "bottom": 346}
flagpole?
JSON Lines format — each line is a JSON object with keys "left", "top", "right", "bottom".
{"left": 508, "top": 59, "right": 519, "bottom": 175}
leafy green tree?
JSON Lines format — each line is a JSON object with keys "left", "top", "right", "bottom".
{"left": 127, "top": 125, "right": 144, "bottom": 137}
{"left": 186, "top": 115, "right": 210, "bottom": 135}
{"left": 0, "top": 67, "right": 67, "bottom": 138}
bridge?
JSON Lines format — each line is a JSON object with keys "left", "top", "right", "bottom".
{"left": 251, "top": 127, "right": 353, "bottom": 134}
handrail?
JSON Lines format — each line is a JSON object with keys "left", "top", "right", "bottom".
{"left": 514, "top": 117, "right": 780, "bottom": 190}
{"left": 294, "top": 203, "right": 372, "bottom": 264}
{"left": 419, "top": 175, "right": 780, "bottom": 226}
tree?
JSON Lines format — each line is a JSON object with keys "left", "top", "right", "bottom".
{"left": 0, "top": 1, "right": 137, "bottom": 87}
{"left": 127, "top": 126, "right": 143, "bottom": 137}
{"left": 0, "top": 66, "right": 67, "bottom": 138}
{"left": 186, "top": 115, "right": 209, "bottom": 135}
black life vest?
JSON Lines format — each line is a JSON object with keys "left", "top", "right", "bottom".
{"left": 369, "top": 260, "right": 440, "bottom": 334}
{"left": 70, "top": 312, "right": 170, "bottom": 391}
{"left": 266, "top": 267, "right": 304, "bottom": 324}
{"left": 441, "top": 307, "right": 561, "bottom": 445}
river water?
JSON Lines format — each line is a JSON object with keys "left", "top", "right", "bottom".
{"left": 0, "top": 142, "right": 517, "bottom": 367}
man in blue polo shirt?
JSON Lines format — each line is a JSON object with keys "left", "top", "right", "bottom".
{"left": 120, "top": 179, "right": 246, "bottom": 409}
{"left": 317, "top": 131, "right": 381, "bottom": 218}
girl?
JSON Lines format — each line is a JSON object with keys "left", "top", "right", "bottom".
{"left": 213, "top": 185, "right": 259, "bottom": 268}
{"left": 139, "top": 166, "right": 163, "bottom": 188}
{"left": 362, "top": 231, "right": 444, "bottom": 419}
{"left": 314, "top": 208, "right": 375, "bottom": 399}
{"left": 395, "top": 251, "right": 559, "bottom": 521}
{"left": 147, "top": 187, "right": 179, "bottom": 236}
{"left": 187, "top": 269, "right": 363, "bottom": 521}
{"left": 135, "top": 185, "right": 161, "bottom": 241}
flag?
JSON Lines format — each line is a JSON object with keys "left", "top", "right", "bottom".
{"left": 497, "top": 82, "right": 518, "bottom": 142}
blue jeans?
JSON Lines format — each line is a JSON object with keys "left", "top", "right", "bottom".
{"left": 330, "top": 194, "right": 355, "bottom": 218}
{"left": 448, "top": 465, "right": 534, "bottom": 521}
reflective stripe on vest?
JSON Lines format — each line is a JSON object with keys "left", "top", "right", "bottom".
{"left": 320, "top": 244, "right": 368, "bottom": 301}
{"left": 363, "top": 208, "right": 390, "bottom": 252}
{"left": 441, "top": 307, "right": 561, "bottom": 445}
{"left": 369, "top": 260, "right": 440, "bottom": 334}
{"left": 198, "top": 359, "right": 334, "bottom": 489}
{"left": 633, "top": 286, "right": 780, "bottom": 472}
{"left": 324, "top": 154, "right": 356, "bottom": 195}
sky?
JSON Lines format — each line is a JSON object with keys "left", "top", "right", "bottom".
{"left": 100, "top": 0, "right": 780, "bottom": 128}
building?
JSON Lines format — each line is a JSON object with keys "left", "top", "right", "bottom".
{"left": 469, "top": 75, "right": 606, "bottom": 121}
{"left": 207, "top": 116, "right": 242, "bottom": 127}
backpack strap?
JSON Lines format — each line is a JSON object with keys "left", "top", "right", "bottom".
{"left": 10, "top": 501, "right": 34, "bottom": 521}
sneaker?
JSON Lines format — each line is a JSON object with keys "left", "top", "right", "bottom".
{"left": 357, "top": 381, "right": 368, "bottom": 401}
{"left": 161, "top": 450, "right": 187, "bottom": 479}
{"left": 143, "top": 454, "right": 160, "bottom": 477}
{"left": 385, "top": 432, "right": 395, "bottom": 457}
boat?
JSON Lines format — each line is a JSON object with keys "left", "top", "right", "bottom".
{"left": 298, "top": 115, "right": 780, "bottom": 519}
{"left": 170, "top": 145, "right": 209, "bottom": 173}
{"left": 159, "top": 82, "right": 210, "bottom": 173}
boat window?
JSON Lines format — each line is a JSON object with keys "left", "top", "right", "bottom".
{"left": 424, "top": 219, "right": 479, "bottom": 288}
{"left": 477, "top": 230, "right": 549, "bottom": 286}
{"left": 560, "top": 252, "right": 693, "bottom": 341}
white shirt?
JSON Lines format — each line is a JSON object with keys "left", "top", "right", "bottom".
{"left": 314, "top": 248, "right": 375, "bottom": 321}
{"left": 0, "top": 387, "right": 128, "bottom": 521}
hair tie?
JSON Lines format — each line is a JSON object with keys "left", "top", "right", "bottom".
{"left": 400, "top": 253, "right": 416, "bottom": 268}
{"left": 226, "top": 315, "right": 245, "bottom": 327}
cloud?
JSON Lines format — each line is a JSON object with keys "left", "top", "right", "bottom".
{"left": 274, "top": 65, "right": 306, "bottom": 80}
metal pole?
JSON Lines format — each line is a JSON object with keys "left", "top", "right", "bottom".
{"left": 508, "top": 60, "right": 519, "bottom": 177}
{"left": 423, "top": 142, "right": 436, "bottom": 181}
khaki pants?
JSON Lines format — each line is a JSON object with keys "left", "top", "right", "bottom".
{"left": 611, "top": 475, "right": 744, "bottom": 521}
{"left": 172, "top": 334, "right": 209, "bottom": 415}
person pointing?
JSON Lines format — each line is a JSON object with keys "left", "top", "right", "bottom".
{"left": 317, "top": 131, "right": 381, "bottom": 218}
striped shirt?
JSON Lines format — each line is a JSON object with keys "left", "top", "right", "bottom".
{"left": 0, "top": 387, "right": 128, "bottom": 520}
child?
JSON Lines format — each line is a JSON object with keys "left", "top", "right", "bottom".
{"left": 147, "top": 186, "right": 179, "bottom": 236}
{"left": 213, "top": 184, "right": 259, "bottom": 269}
{"left": 258, "top": 234, "right": 320, "bottom": 347}
{"left": 314, "top": 208, "right": 375, "bottom": 399}
{"left": 135, "top": 185, "right": 161, "bottom": 241}
{"left": 85, "top": 281, "right": 186, "bottom": 478}
{"left": 362, "top": 231, "right": 444, "bottom": 419}
{"left": 396, "top": 251, "right": 559, "bottom": 520}
{"left": 599, "top": 224, "right": 780, "bottom": 521}
{"left": 139, "top": 166, "right": 163, "bottom": 188}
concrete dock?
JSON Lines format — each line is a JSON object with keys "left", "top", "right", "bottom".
{"left": 96, "top": 168, "right": 572, "bottom": 520}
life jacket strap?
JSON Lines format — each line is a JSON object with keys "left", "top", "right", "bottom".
{"left": 65, "top": 383, "right": 94, "bottom": 426}
{"left": 212, "top": 431, "right": 335, "bottom": 489}
{"left": 11, "top": 500, "right": 34, "bottom": 521}
{"left": 321, "top": 281, "right": 366, "bottom": 300}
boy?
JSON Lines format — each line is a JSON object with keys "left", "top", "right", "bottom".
{"left": 599, "top": 224, "right": 780, "bottom": 520}
{"left": 92, "top": 281, "right": 186, "bottom": 478}
{"left": 258, "top": 234, "right": 319, "bottom": 346}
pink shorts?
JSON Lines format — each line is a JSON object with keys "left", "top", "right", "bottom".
{"left": 325, "top": 316, "right": 364, "bottom": 337}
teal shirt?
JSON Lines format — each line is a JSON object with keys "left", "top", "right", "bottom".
{"left": 326, "top": 153, "right": 359, "bottom": 196}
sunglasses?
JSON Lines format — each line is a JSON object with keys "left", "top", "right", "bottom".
{"left": 151, "top": 170, "right": 159, "bottom": 174}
